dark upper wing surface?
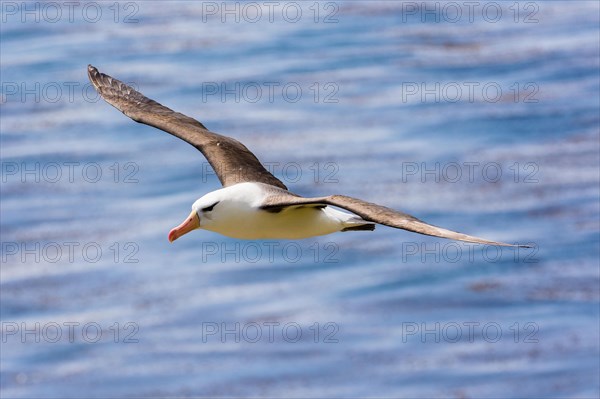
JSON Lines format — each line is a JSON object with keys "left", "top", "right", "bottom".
{"left": 88, "top": 65, "right": 287, "bottom": 190}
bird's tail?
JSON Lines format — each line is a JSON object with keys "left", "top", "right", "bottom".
{"left": 342, "top": 223, "right": 376, "bottom": 232}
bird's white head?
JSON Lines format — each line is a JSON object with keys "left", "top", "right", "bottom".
{"left": 168, "top": 193, "right": 222, "bottom": 243}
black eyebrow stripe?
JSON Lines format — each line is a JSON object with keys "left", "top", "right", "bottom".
{"left": 201, "top": 201, "right": 220, "bottom": 212}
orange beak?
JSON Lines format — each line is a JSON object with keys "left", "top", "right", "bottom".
{"left": 168, "top": 210, "right": 200, "bottom": 243}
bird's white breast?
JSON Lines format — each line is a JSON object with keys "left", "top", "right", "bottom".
{"left": 199, "top": 183, "right": 347, "bottom": 239}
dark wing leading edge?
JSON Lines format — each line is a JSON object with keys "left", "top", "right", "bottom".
{"left": 87, "top": 65, "right": 287, "bottom": 190}
{"left": 260, "top": 189, "right": 529, "bottom": 247}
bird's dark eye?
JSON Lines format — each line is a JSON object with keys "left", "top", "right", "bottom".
{"left": 201, "top": 201, "right": 219, "bottom": 212}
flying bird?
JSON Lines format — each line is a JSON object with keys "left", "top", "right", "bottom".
{"left": 87, "top": 65, "right": 528, "bottom": 247}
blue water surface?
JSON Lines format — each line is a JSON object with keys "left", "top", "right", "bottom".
{"left": 1, "top": 1, "right": 599, "bottom": 398}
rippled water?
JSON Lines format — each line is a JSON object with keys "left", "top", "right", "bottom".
{"left": 1, "top": 1, "right": 599, "bottom": 398}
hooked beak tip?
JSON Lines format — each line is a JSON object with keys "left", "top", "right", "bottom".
{"left": 168, "top": 211, "right": 200, "bottom": 243}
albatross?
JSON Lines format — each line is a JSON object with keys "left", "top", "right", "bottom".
{"left": 88, "top": 65, "right": 528, "bottom": 247}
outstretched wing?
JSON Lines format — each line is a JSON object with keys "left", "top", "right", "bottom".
{"left": 261, "top": 189, "right": 529, "bottom": 247}
{"left": 87, "top": 65, "right": 287, "bottom": 190}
